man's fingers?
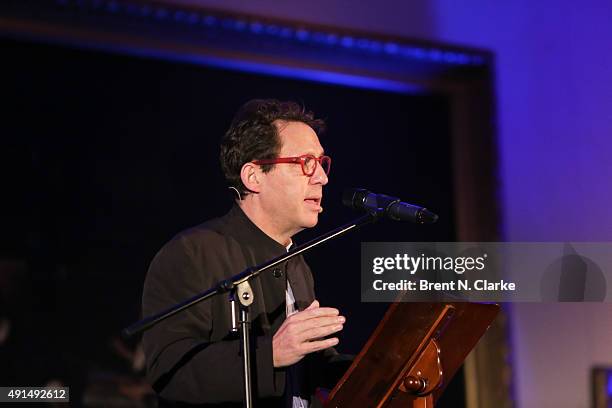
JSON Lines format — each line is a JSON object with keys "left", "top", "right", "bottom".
{"left": 300, "top": 323, "right": 344, "bottom": 342}
{"left": 288, "top": 307, "right": 340, "bottom": 322}
{"left": 301, "top": 337, "right": 339, "bottom": 354}
{"left": 305, "top": 300, "right": 319, "bottom": 310}
{"left": 293, "top": 315, "right": 344, "bottom": 334}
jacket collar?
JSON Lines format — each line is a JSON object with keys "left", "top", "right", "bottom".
{"left": 221, "top": 203, "right": 313, "bottom": 313}
{"left": 222, "top": 203, "right": 288, "bottom": 263}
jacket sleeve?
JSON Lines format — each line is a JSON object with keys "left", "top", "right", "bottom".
{"left": 141, "top": 234, "right": 285, "bottom": 404}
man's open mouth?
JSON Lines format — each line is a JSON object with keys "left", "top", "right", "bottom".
{"left": 305, "top": 197, "right": 321, "bottom": 205}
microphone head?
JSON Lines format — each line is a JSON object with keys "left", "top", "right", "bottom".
{"left": 343, "top": 187, "right": 439, "bottom": 224}
{"left": 342, "top": 188, "right": 369, "bottom": 209}
{"left": 417, "top": 209, "right": 439, "bottom": 224}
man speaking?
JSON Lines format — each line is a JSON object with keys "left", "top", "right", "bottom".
{"left": 142, "top": 99, "right": 349, "bottom": 407}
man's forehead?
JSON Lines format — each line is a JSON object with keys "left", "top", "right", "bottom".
{"left": 275, "top": 120, "right": 324, "bottom": 154}
{"left": 273, "top": 119, "right": 314, "bottom": 134}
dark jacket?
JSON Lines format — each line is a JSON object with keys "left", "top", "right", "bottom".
{"left": 142, "top": 205, "right": 346, "bottom": 407}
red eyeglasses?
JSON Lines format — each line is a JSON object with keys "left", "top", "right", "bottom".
{"left": 252, "top": 154, "right": 332, "bottom": 177}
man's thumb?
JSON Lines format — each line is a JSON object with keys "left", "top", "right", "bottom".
{"left": 306, "top": 300, "right": 319, "bottom": 309}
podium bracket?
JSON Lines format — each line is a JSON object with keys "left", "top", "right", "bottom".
{"left": 399, "top": 339, "right": 444, "bottom": 396}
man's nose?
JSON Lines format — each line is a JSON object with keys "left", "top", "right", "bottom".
{"left": 310, "top": 163, "right": 329, "bottom": 185}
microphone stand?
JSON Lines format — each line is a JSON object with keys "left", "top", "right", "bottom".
{"left": 122, "top": 210, "right": 381, "bottom": 408}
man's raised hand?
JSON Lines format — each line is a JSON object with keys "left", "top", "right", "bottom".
{"left": 272, "top": 300, "right": 345, "bottom": 368}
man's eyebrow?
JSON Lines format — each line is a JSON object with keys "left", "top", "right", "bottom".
{"left": 303, "top": 149, "right": 325, "bottom": 156}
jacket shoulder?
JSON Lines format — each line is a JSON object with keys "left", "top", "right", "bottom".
{"left": 163, "top": 207, "right": 242, "bottom": 253}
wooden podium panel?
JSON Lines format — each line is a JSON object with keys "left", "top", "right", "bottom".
{"left": 325, "top": 302, "right": 499, "bottom": 408}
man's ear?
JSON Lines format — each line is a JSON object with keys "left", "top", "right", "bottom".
{"left": 240, "top": 162, "right": 262, "bottom": 194}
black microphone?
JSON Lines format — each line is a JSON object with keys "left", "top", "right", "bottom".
{"left": 343, "top": 188, "right": 438, "bottom": 224}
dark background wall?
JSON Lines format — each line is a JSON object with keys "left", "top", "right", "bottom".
{"left": 1, "top": 37, "right": 458, "bottom": 404}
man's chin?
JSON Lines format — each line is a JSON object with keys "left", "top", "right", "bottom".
{"left": 301, "top": 215, "right": 320, "bottom": 229}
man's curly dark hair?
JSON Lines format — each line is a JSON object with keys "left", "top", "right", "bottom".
{"left": 220, "top": 99, "right": 326, "bottom": 197}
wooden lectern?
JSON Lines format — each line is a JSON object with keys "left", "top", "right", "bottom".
{"left": 325, "top": 302, "right": 499, "bottom": 408}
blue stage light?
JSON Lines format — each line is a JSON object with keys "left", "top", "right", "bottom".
{"left": 51, "top": 1, "right": 487, "bottom": 67}
{"left": 428, "top": 50, "right": 442, "bottom": 61}
{"left": 233, "top": 20, "right": 247, "bottom": 31}
{"left": 340, "top": 36, "right": 354, "bottom": 48}
{"left": 265, "top": 25, "right": 279, "bottom": 35}
{"left": 250, "top": 22, "right": 263, "bottom": 34}
{"left": 296, "top": 29, "right": 310, "bottom": 41}
{"left": 48, "top": 0, "right": 489, "bottom": 94}
{"left": 203, "top": 15, "right": 216, "bottom": 26}
{"left": 279, "top": 28, "right": 293, "bottom": 38}
{"left": 384, "top": 43, "right": 399, "bottom": 55}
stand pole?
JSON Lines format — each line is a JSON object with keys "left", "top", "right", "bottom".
{"left": 240, "top": 306, "right": 253, "bottom": 408}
